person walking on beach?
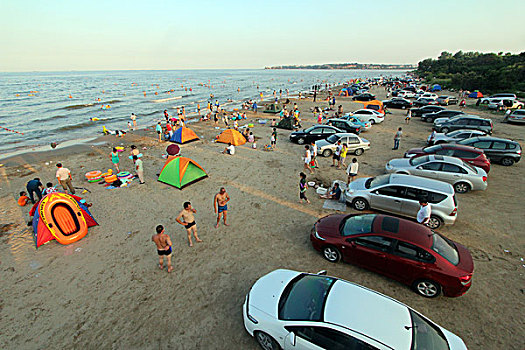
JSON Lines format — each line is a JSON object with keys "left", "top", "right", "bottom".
{"left": 56, "top": 163, "right": 75, "bottom": 194}
{"left": 131, "top": 113, "right": 137, "bottom": 130}
{"left": 156, "top": 122, "right": 163, "bottom": 142}
{"left": 405, "top": 109, "right": 411, "bottom": 124}
{"left": 152, "top": 225, "right": 173, "bottom": 273}
{"left": 393, "top": 127, "right": 402, "bottom": 150}
{"left": 176, "top": 202, "right": 202, "bottom": 247}
{"left": 111, "top": 147, "right": 120, "bottom": 172}
{"left": 299, "top": 172, "right": 310, "bottom": 204}
{"left": 271, "top": 128, "right": 277, "bottom": 149}
{"left": 26, "top": 178, "right": 43, "bottom": 204}
{"left": 214, "top": 187, "right": 230, "bottom": 228}
{"left": 340, "top": 143, "right": 348, "bottom": 167}
{"left": 304, "top": 145, "right": 313, "bottom": 174}
{"left": 252, "top": 101, "right": 258, "bottom": 114}
{"left": 133, "top": 155, "right": 145, "bottom": 184}
{"left": 417, "top": 200, "right": 431, "bottom": 225}
{"left": 346, "top": 158, "right": 359, "bottom": 185}
{"left": 310, "top": 141, "right": 319, "bottom": 168}
{"left": 332, "top": 140, "right": 342, "bottom": 168}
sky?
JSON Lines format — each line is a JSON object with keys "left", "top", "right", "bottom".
{"left": 1, "top": 0, "right": 524, "bottom": 72}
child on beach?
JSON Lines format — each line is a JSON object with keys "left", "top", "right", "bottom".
{"left": 18, "top": 191, "right": 29, "bottom": 206}
{"left": 248, "top": 132, "right": 255, "bottom": 148}
{"left": 340, "top": 143, "right": 348, "bottom": 167}
{"left": 299, "top": 172, "right": 310, "bottom": 204}
{"left": 111, "top": 147, "right": 120, "bottom": 172}
{"left": 270, "top": 128, "right": 277, "bottom": 149}
{"left": 42, "top": 182, "right": 57, "bottom": 195}
{"left": 151, "top": 225, "right": 173, "bottom": 273}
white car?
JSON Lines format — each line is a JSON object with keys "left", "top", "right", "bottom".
{"left": 348, "top": 109, "right": 385, "bottom": 124}
{"left": 479, "top": 94, "right": 517, "bottom": 104}
{"left": 243, "top": 269, "right": 468, "bottom": 350}
{"left": 398, "top": 90, "right": 417, "bottom": 98}
{"left": 430, "top": 129, "right": 487, "bottom": 145}
{"left": 421, "top": 92, "right": 439, "bottom": 100}
{"left": 315, "top": 133, "right": 370, "bottom": 157}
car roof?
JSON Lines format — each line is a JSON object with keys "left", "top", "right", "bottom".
{"left": 448, "top": 129, "right": 485, "bottom": 134}
{"left": 324, "top": 279, "right": 412, "bottom": 350}
{"left": 388, "top": 174, "right": 454, "bottom": 194}
{"left": 328, "top": 118, "right": 351, "bottom": 123}
{"left": 467, "top": 136, "right": 517, "bottom": 143}
{"left": 333, "top": 133, "right": 361, "bottom": 138}
{"left": 371, "top": 215, "right": 432, "bottom": 247}
{"left": 435, "top": 143, "right": 482, "bottom": 152}
{"left": 426, "top": 154, "right": 464, "bottom": 166}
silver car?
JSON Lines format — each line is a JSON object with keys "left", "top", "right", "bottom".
{"left": 385, "top": 155, "right": 488, "bottom": 193}
{"left": 345, "top": 174, "right": 457, "bottom": 229}
{"left": 315, "top": 133, "right": 370, "bottom": 157}
{"left": 430, "top": 129, "right": 487, "bottom": 145}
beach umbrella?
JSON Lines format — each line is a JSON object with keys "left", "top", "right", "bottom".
{"left": 166, "top": 144, "right": 181, "bottom": 156}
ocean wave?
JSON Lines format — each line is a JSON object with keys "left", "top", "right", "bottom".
{"left": 32, "top": 115, "right": 68, "bottom": 123}
{"left": 52, "top": 121, "right": 94, "bottom": 133}
{"left": 60, "top": 103, "right": 95, "bottom": 110}
{"left": 150, "top": 96, "right": 183, "bottom": 103}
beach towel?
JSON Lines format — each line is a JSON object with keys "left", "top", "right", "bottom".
{"left": 322, "top": 200, "right": 347, "bottom": 212}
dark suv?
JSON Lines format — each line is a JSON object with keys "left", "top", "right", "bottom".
{"left": 412, "top": 105, "right": 445, "bottom": 118}
{"left": 458, "top": 137, "right": 521, "bottom": 166}
{"left": 434, "top": 116, "right": 493, "bottom": 134}
{"left": 421, "top": 110, "right": 463, "bottom": 123}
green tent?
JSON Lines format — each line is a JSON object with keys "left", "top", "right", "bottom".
{"left": 158, "top": 156, "right": 207, "bottom": 189}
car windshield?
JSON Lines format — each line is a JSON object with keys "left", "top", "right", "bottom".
{"left": 340, "top": 214, "right": 377, "bottom": 236}
{"left": 278, "top": 274, "right": 336, "bottom": 321}
{"left": 410, "top": 155, "right": 430, "bottom": 166}
{"left": 431, "top": 234, "right": 459, "bottom": 266}
{"left": 365, "top": 174, "right": 390, "bottom": 189}
{"left": 326, "top": 135, "right": 339, "bottom": 143}
{"left": 409, "top": 310, "right": 450, "bottom": 350}
{"left": 461, "top": 161, "right": 476, "bottom": 173}
{"left": 422, "top": 145, "right": 442, "bottom": 153}
{"left": 445, "top": 130, "right": 461, "bottom": 137}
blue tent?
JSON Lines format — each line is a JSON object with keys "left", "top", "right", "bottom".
{"left": 169, "top": 126, "right": 199, "bottom": 144}
{"left": 431, "top": 84, "right": 442, "bottom": 92}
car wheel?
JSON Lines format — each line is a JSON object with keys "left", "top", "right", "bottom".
{"left": 255, "top": 332, "right": 280, "bottom": 350}
{"left": 427, "top": 215, "right": 442, "bottom": 229}
{"left": 441, "top": 127, "right": 449, "bottom": 133}
{"left": 322, "top": 246, "right": 341, "bottom": 263}
{"left": 370, "top": 119, "right": 376, "bottom": 125}
{"left": 352, "top": 198, "right": 369, "bottom": 211}
{"left": 354, "top": 148, "right": 364, "bottom": 156}
{"left": 501, "top": 157, "right": 515, "bottom": 166}
{"left": 297, "top": 137, "right": 305, "bottom": 145}
{"left": 413, "top": 279, "right": 442, "bottom": 298}
{"left": 454, "top": 182, "right": 471, "bottom": 193}
{"left": 322, "top": 149, "right": 332, "bottom": 157}
{"left": 424, "top": 117, "right": 432, "bottom": 123}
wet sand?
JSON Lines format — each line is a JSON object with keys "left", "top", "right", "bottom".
{"left": 0, "top": 87, "right": 524, "bottom": 349}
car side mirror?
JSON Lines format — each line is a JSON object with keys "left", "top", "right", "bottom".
{"left": 316, "top": 270, "right": 327, "bottom": 276}
{"left": 287, "top": 332, "right": 296, "bottom": 346}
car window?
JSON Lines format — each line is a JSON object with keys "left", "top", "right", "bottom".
{"left": 472, "top": 141, "right": 491, "bottom": 148}
{"left": 432, "top": 234, "right": 459, "bottom": 265}
{"left": 481, "top": 120, "right": 491, "bottom": 126}
{"left": 286, "top": 326, "right": 378, "bottom": 350}
{"left": 491, "top": 141, "right": 507, "bottom": 150}
{"left": 420, "top": 162, "right": 442, "bottom": 171}
{"left": 323, "top": 128, "right": 337, "bottom": 134}
{"left": 341, "top": 214, "right": 376, "bottom": 236}
{"left": 453, "top": 150, "right": 477, "bottom": 158}
{"left": 310, "top": 128, "right": 323, "bottom": 135}
{"left": 506, "top": 143, "right": 517, "bottom": 150}
{"left": 467, "top": 119, "right": 481, "bottom": 126}
{"left": 354, "top": 236, "right": 393, "bottom": 252}
{"left": 434, "top": 148, "right": 454, "bottom": 156}
{"left": 326, "top": 135, "right": 339, "bottom": 143}
{"left": 442, "top": 163, "right": 467, "bottom": 174}
{"left": 404, "top": 188, "right": 447, "bottom": 204}
{"left": 376, "top": 185, "right": 404, "bottom": 197}
{"left": 410, "top": 155, "right": 430, "bottom": 166}
{"left": 410, "top": 310, "right": 450, "bottom": 350}
{"left": 455, "top": 132, "right": 469, "bottom": 138}
{"left": 394, "top": 241, "right": 434, "bottom": 262}
{"left": 348, "top": 137, "right": 359, "bottom": 144}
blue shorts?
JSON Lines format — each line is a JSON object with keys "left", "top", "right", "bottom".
{"left": 218, "top": 205, "right": 227, "bottom": 213}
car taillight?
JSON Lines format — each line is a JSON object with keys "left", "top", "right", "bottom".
{"left": 459, "top": 274, "right": 472, "bottom": 286}
{"left": 482, "top": 176, "right": 487, "bottom": 182}
{"left": 450, "top": 207, "right": 457, "bottom": 216}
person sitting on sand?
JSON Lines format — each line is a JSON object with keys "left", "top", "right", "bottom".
{"left": 18, "top": 191, "right": 29, "bottom": 206}
{"left": 222, "top": 143, "right": 235, "bottom": 155}
{"left": 176, "top": 202, "right": 202, "bottom": 247}
{"left": 151, "top": 224, "right": 173, "bottom": 273}
{"left": 320, "top": 183, "right": 342, "bottom": 201}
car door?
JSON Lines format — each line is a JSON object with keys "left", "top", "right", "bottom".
{"left": 346, "top": 135, "right": 360, "bottom": 152}
{"left": 488, "top": 141, "right": 507, "bottom": 162}
{"left": 466, "top": 118, "right": 482, "bottom": 131}
{"left": 284, "top": 326, "right": 380, "bottom": 350}
{"left": 369, "top": 185, "right": 404, "bottom": 214}
{"left": 307, "top": 127, "right": 324, "bottom": 143}
{"left": 438, "top": 163, "right": 467, "bottom": 184}
{"left": 343, "top": 235, "right": 393, "bottom": 274}
{"left": 321, "top": 127, "right": 337, "bottom": 141}
{"left": 471, "top": 140, "right": 493, "bottom": 158}
{"left": 414, "top": 161, "right": 442, "bottom": 180}
{"left": 399, "top": 186, "right": 422, "bottom": 218}
{"left": 385, "top": 240, "right": 436, "bottom": 284}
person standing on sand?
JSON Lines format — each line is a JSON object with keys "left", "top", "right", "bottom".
{"left": 156, "top": 122, "right": 163, "bottom": 142}
{"left": 346, "top": 158, "right": 359, "bottom": 185}
{"left": 176, "top": 202, "right": 202, "bottom": 247}
{"left": 271, "top": 128, "right": 277, "bottom": 149}
{"left": 299, "top": 172, "right": 310, "bottom": 204}
{"left": 133, "top": 155, "right": 145, "bottom": 184}
{"left": 131, "top": 113, "right": 137, "bottom": 130}
{"left": 393, "top": 127, "right": 402, "bottom": 150}
{"left": 304, "top": 145, "right": 313, "bottom": 174}
{"left": 111, "top": 147, "right": 120, "bottom": 172}
{"left": 310, "top": 141, "right": 319, "bottom": 168}
{"left": 214, "top": 187, "right": 230, "bottom": 228}
{"left": 332, "top": 140, "right": 342, "bottom": 168}
{"left": 417, "top": 200, "right": 431, "bottom": 225}
{"left": 152, "top": 225, "right": 173, "bottom": 273}
{"left": 56, "top": 163, "right": 75, "bottom": 194}
{"left": 405, "top": 109, "right": 411, "bottom": 124}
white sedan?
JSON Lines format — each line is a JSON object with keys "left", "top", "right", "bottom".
{"left": 243, "top": 269, "right": 468, "bottom": 350}
{"left": 348, "top": 109, "right": 385, "bottom": 124}
{"left": 398, "top": 90, "right": 417, "bottom": 98}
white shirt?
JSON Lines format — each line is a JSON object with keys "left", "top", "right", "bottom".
{"left": 417, "top": 204, "right": 432, "bottom": 224}
{"left": 305, "top": 149, "right": 311, "bottom": 163}
{"left": 335, "top": 145, "right": 342, "bottom": 156}
{"left": 311, "top": 144, "right": 317, "bottom": 156}
{"left": 347, "top": 162, "right": 359, "bottom": 175}
{"left": 227, "top": 145, "right": 235, "bottom": 155}
{"left": 56, "top": 167, "right": 71, "bottom": 181}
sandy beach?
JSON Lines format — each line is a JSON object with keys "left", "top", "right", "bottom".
{"left": 1, "top": 86, "right": 524, "bottom": 349}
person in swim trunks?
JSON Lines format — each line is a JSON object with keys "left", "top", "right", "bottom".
{"left": 176, "top": 202, "right": 202, "bottom": 247}
{"left": 214, "top": 187, "right": 230, "bottom": 228}
{"left": 151, "top": 224, "right": 173, "bottom": 273}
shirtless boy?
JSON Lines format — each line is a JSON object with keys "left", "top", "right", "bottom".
{"left": 151, "top": 225, "right": 173, "bottom": 272}
{"left": 214, "top": 187, "right": 230, "bottom": 228}
{"left": 176, "top": 202, "right": 202, "bottom": 247}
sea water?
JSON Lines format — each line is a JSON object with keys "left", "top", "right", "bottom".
{"left": 0, "top": 69, "right": 406, "bottom": 154}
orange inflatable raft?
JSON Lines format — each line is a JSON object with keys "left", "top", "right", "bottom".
{"left": 38, "top": 193, "right": 88, "bottom": 245}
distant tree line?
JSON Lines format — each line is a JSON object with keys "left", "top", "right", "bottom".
{"left": 416, "top": 51, "right": 525, "bottom": 94}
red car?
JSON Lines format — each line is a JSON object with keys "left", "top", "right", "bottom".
{"left": 404, "top": 143, "right": 491, "bottom": 173}
{"left": 310, "top": 213, "right": 474, "bottom": 298}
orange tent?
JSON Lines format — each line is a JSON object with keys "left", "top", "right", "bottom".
{"left": 216, "top": 129, "right": 246, "bottom": 146}
{"left": 355, "top": 99, "right": 384, "bottom": 113}
{"left": 170, "top": 126, "right": 199, "bottom": 144}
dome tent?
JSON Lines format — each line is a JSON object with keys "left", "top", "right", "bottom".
{"left": 158, "top": 156, "right": 207, "bottom": 189}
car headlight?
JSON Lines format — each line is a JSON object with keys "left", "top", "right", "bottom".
{"left": 314, "top": 230, "right": 325, "bottom": 241}
{"left": 246, "top": 293, "right": 258, "bottom": 324}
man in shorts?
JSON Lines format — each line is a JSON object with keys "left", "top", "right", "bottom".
{"left": 176, "top": 202, "right": 202, "bottom": 247}
{"left": 332, "top": 141, "right": 342, "bottom": 167}
{"left": 151, "top": 224, "right": 173, "bottom": 273}
{"left": 56, "top": 163, "right": 75, "bottom": 194}
{"left": 155, "top": 122, "right": 163, "bottom": 142}
{"left": 346, "top": 158, "right": 359, "bottom": 185}
{"left": 214, "top": 187, "right": 231, "bottom": 228}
